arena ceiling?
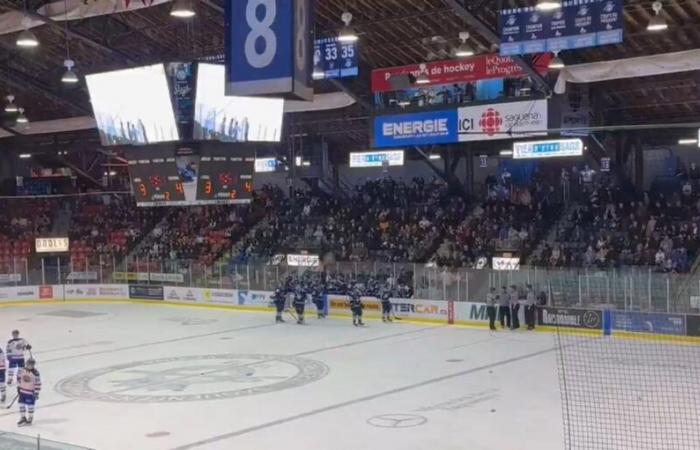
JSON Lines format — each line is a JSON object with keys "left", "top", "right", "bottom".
{"left": 0, "top": 0, "right": 699, "bottom": 150}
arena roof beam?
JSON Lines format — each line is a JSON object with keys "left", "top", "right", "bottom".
{"left": 6, "top": 8, "right": 137, "bottom": 66}
{"left": 441, "top": 0, "right": 552, "bottom": 96}
{"left": 0, "top": 64, "right": 90, "bottom": 116}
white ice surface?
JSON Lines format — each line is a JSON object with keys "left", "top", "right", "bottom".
{"left": 0, "top": 302, "right": 564, "bottom": 450}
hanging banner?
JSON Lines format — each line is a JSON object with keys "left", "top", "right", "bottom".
{"left": 457, "top": 100, "right": 548, "bottom": 142}
{"left": 512, "top": 138, "right": 583, "bottom": 159}
{"left": 167, "top": 62, "right": 194, "bottom": 126}
{"left": 314, "top": 36, "right": 359, "bottom": 79}
{"left": 225, "top": 0, "right": 313, "bottom": 100}
{"left": 374, "top": 100, "right": 548, "bottom": 147}
{"left": 374, "top": 109, "right": 459, "bottom": 148}
{"left": 499, "top": 0, "right": 623, "bottom": 56}
{"left": 371, "top": 54, "right": 550, "bottom": 93}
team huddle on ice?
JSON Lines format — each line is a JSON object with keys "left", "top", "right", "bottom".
{"left": 271, "top": 278, "right": 396, "bottom": 327}
{"left": 0, "top": 330, "right": 40, "bottom": 427}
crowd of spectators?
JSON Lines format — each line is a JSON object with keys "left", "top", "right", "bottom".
{"left": 533, "top": 176, "right": 700, "bottom": 272}
{"left": 68, "top": 195, "right": 163, "bottom": 266}
{"left": 134, "top": 195, "right": 267, "bottom": 269}
{"left": 435, "top": 174, "right": 562, "bottom": 268}
{"left": 0, "top": 199, "right": 56, "bottom": 272}
{"left": 5, "top": 162, "right": 700, "bottom": 280}
{"left": 234, "top": 178, "right": 467, "bottom": 265}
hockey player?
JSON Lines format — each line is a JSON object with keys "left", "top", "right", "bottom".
{"left": 312, "top": 288, "right": 326, "bottom": 319}
{"left": 380, "top": 288, "right": 393, "bottom": 322}
{"left": 350, "top": 289, "right": 365, "bottom": 326}
{"left": 0, "top": 345, "right": 5, "bottom": 403}
{"left": 272, "top": 288, "right": 286, "bottom": 323}
{"left": 16, "top": 358, "right": 40, "bottom": 427}
{"left": 6, "top": 330, "right": 31, "bottom": 386}
{"left": 293, "top": 287, "right": 306, "bottom": 325}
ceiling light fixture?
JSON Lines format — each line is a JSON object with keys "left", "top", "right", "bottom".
{"left": 60, "top": 0, "right": 78, "bottom": 84}
{"left": 312, "top": 65, "right": 325, "bottom": 80}
{"left": 16, "top": 28, "right": 38, "bottom": 48}
{"left": 19, "top": 153, "right": 31, "bottom": 159}
{"left": 415, "top": 73, "right": 430, "bottom": 84}
{"left": 170, "top": 0, "right": 196, "bottom": 18}
{"left": 678, "top": 138, "right": 698, "bottom": 145}
{"left": 17, "top": 2, "right": 38, "bottom": 48}
{"left": 454, "top": 31, "right": 475, "bottom": 58}
{"left": 549, "top": 51, "right": 565, "bottom": 70}
{"left": 499, "top": 150, "right": 514, "bottom": 156}
{"left": 16, "top": 107, "right": 28, "bottom": 124}
{"left": 4, "top": 95, "right": 18, "bottom": 113}
{"left": 536, "top": 0, "right": 562, "bottom": 11}
{"left": 647, "top": 1, "right": 668, "bottom": 31}
{"left": 338, "top": 12, "right": 358, "bottom": 43}
{"left": 61, "top": 59, "right": 79, "bottom": 84}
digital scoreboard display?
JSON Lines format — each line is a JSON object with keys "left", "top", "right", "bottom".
{"left": 129, "top": 157, "right": 185, "bottom": 206}
{"left": 196, "top": 155, "right": 255, "bottom": 205}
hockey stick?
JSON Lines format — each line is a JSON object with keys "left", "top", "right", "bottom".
{"left": 6, "top": 393, "right": 18, "bottom": 409}
{"left": 285, "top": 308, "right": 298, "bottom": 321}
{"left": 389, "top": 303, "right": 402, "bottom": 321}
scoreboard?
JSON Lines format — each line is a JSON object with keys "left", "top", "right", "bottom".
{"left": 129, "top": 157, "right": 185, "bottom": 206}
{"left": 196, "top": 155, "right": 255, "bottom": 204}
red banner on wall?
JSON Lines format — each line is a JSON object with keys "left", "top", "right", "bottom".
{"left": 371, "top": 54, "right": 551, "bottom": 93}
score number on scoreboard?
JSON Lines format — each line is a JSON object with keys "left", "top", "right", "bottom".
{"left": 196, "top": 155, "right": 255, "bottom": 204}
{"left": 130, "top": 158, "right": 186, "bottom": 206}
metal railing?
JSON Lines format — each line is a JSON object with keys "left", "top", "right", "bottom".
{"left": 3, "top": 256, "right": 700, "bottom": 313}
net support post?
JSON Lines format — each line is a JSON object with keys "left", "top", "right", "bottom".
{"left": 603, "top": 309, "right": 612, "bottom": 337}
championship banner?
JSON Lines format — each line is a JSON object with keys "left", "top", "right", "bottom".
{"left": 371, "top": 54, "right": 550, "bottom": 93}
{"left": 499, "top": 0, "right": 623, "bottom": 56}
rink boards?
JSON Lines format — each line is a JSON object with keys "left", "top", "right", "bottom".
{"left": 1, "top": 284, "right": 700, "bottom": 341}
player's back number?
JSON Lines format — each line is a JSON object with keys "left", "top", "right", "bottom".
{"left": 244, "top": 0, "right": 277, "bottom": 69}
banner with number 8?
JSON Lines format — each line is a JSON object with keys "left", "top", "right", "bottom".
{"left": 226, "top": 0, "right": 313, "bottom": 101}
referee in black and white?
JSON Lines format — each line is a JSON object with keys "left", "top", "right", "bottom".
{"left": 498, "top": 286, "right": 511, "bottom": 329}
{"left": 486, "top": 287, "right": 497, "bottom": 331}
{"left": 525, "top": 284, "right": 536, "bottom": 330}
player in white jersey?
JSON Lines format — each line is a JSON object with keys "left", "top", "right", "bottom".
{"left": 0, "top": 346, "right": 5, "bottom": 403}
{"left": 6, "top": 330, "right": 31, "bottom": 386}
{"left": 16, "top": 358, "right": 40, "bottom": 426}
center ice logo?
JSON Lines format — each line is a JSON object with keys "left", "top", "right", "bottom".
{"left": 56, "top": 354, "right": 329, "bottom": 403}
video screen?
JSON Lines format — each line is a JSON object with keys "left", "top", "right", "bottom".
{"left": 194, "top": 63, "right": 284, "bottom": 143}
{"left": 86, "top": 64, "right": 180, "bottom": 146}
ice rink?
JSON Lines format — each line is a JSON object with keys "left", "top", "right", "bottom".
{"left": 0, "top": 301, "right": 564, "bottom": 450}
